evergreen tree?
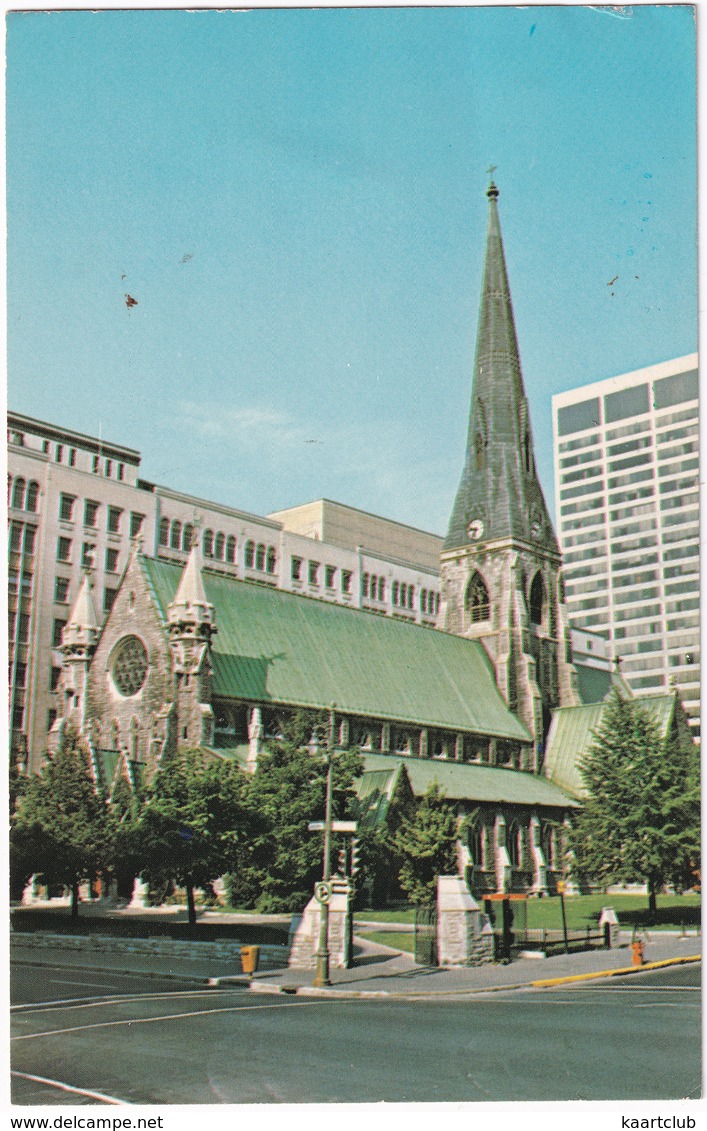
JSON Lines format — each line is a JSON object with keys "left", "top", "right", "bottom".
{"left": 570, "top": 691, "right": 699, "bottom": 918}
{"left": 11, "top": 725, "right": 109, "bottom": 916}
{"left": 393, "top": 784, "right": 458, "bottom": 908}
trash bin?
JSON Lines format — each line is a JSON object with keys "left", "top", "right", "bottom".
{"left": 240, "top": 945, "right": 260, "bottom": 974}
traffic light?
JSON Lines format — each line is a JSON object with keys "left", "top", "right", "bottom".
{"left": 338, "top": 846, "right": 347, "bottom": 874}
{"left": 350, "top": 838, "right": 361, "bottom": 877}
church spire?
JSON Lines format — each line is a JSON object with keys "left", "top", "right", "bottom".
{"left": 444, "top": 179, "right": 556, "bottom": 553}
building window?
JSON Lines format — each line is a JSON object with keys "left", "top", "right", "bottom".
{"left": 11, "top": 478, "right": 26, "bottom": 510}
{"left": 69, "top": 448, "right": 77, "bottom": 467}
{"left": 245, "top": 541, "right": 255, "bottom": 568}
{"left": 17, "top": 613, "right": 31, "bottom": 643}
{"left": 378, "top": 577, "right": 386, "bottom": 602}
{"left": 92, "top": 455, "right": 100, "bottom": 473}
{"left": 130, "top": 512, "right": 145, "bottom": 539}
{"left": 50, "top": 666, "right": 62, "bottom": 692}
{"left": 392, "top": 581, "right": 399, "bottom": 606}
{"left": 466, "top": 572, "right": 490, "bottom": 623}
{"left": 108, "top": 506, "right": 122, "bottom": 534}
{"left": 226, "top": 535, "right": 236, "bottom": 564}
{"left": 309, "top": 560, "right": 319, "bottom": 586}
{"left": 117, "top": 463, "right": 125, "bottom": 481}
{"left": 104, "top": 587, "right": 118, "bottom": 614}
{"left": 82, "top": 543, "right": 96, "bottom": 569}
{"left": 26, "top": 482, "right": 39, "bottom": 513}
{"left": 55, "top": 444, "right": 64, "bottom": 463}
{"left": 84, "top": 500, "right": 99, "bottom": 527}
{"left": 291, "top": 556, "right": 302, "bottom": 582}
{"left": 362, "top": 573, "right": 370, "bottom": 598}
{"left": 170, "top": 520, "right": 182, "bottom": 550}
{"left": 342, "top": 570, "right": 352, "bottom": 594}
{"left": 203, "top": 529, "right": 214, "bottom": 558}
{"left": 57, "top": 537, "right": 72, "bottom": 563}
{"left": 159, "top": 517, "right": 169, "bottom": 546}
{"left": 59, "top": 494, "right": 75, "bottom": 522}
{"left": 325, "top": 565, "right": 336, "bottom": 589}
{"left": 214, "top": 532, "right": 225, "bottom": 560}
{"left": 529, "top": 572, "right": 545, "bottom": 626}
{"left": 266, "top": 547, "right": 276, "bottom": 574}
{"left": 53, "top": 618, "right": 66, "bottom": 648}
{"left": 54, "top": 577, "right": 70, "bottom": 603}
{"left": 105, "top": 459, "right": 112, "bottom": 477}
{"left": 256, "top": 543, "right": 266, "bottom": 571}
{"left": 105, "top": 548, "right": 120, "bottom": 573}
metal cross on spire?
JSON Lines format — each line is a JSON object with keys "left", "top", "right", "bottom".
{"left": 487, "top": 163, "right": 497, "bottom": 180}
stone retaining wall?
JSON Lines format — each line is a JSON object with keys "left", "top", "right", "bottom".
{"left": 11, "top": 932, "right": 289, "bottom": 971}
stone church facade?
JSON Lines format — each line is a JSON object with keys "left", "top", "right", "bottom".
{"left": 49, "top": 180, "right": 621, "bottom": 897}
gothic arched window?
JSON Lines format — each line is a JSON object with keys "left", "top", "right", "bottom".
{"left": 226, "top": 535, "right": 236, "bottom": 564}
{"left": 529, "top": 572, "right": 545, "bottom": 626}
{"left": 159, "top": 517, "right": 169, "bottom": 547}
{"left": 466, "top": 571, "right": 490, "bottom": 623}
{"left": 182, "top": 524, "right": 194, "bottom": 552}
{"left": 170, "top": 520, "right": 182, "bottom": 550}
{"left": 266, "top": 546, "right": 276, "bottom": 574}
{"left": 245, "top": 541, "right": 255, "bottom": 568}
{"left": 214, "top": 532, "right": 225, "bottom": 560}
{"left": 256, "top": 543, "right": 266, "bottom": 571}
{"left": 203, "top": 529, "right": 214, "bottom": 558}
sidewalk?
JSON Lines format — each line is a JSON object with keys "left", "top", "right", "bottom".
{"left": 11, "top": 926, "right": 701, "bottom": 998}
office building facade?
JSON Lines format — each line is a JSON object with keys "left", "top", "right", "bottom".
{"left": 552, "top": 355, "right": 699, "bottom": 735}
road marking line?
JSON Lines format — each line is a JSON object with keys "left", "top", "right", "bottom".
{"left": 49, "top": 979, "right": 118, "bottom": 990}
{"left": 11, "top": 1070, "right": 129, "bottom": 1105}
{"left": 13, "top": 988, "right": 247, "bottom": 1013}
{"left": 12, "top": 996, "right": 345, "bottom": 1041}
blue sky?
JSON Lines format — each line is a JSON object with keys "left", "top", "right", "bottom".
{"left": 7, "top": 5, "right": 697, "bottom": 535}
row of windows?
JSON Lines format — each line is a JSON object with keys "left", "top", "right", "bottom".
{"left": 9, "top": 477, "right": 40, "bottom": 513}
{"left": 362, "top": 573, "right": 386, "bottom": 602}
{"left": 59, "top": 494, "right": 138, "bottom": 536}
{"left": 291, "top": 556, "right": 352, "bottom": 592}
{"left": 9, "top": 522, "right": 37, "bottom": 556}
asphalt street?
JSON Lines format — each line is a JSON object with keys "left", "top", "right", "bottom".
{"left": 10, "top": 960, "right": 701, "bottom": 1105}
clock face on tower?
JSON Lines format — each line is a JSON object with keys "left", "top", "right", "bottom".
{"left": 467, "top": 518, "right": 484, "bottom": 541}
{"left": 530, "top": 516, "right": 543, "bottom": 539}
{"left": 111, "top": 635, "right": 148, "bottom": 697}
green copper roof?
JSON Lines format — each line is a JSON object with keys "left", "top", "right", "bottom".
{"left": 361, "top": 753, "right": 577, "bottom": 809}
{"left": 544, "top": 694, "right": 677, "bottom": 799}
{"left": 141, "top": 556, "right": 531, "bottom": 742}
{"left": 445, "top": 183, "right": 556, "bottom": 554}
{"left": 355, "top": 764, "right": 412, "bottom": 829}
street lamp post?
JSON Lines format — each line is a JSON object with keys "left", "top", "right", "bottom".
{"left": 313, "top": 708, "right": 336, "bottom": 988}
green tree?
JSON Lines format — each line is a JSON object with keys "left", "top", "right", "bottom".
{"left": 570, "top": 692, "right": 700, "bottom": 919}
{"left": 137, "top": 748, "right": 256, "bottom": 927}
{"left": 10, "top": 725, "right": 110, "bottom": 916}
{"left": 393, "top": 784, "right": 458, "bottom": 908}
{"left": 226, "top": 710, "right": 363, "bottom": 913}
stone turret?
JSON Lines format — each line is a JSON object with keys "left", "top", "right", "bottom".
{"left": 56, "top": 572, "right": 100, "bottom": 736}
{"left": 167, "top": 541, "right": 216, "bottom": 748}
{"left": 439, "top": 178, "right": 578, "bottom": 759}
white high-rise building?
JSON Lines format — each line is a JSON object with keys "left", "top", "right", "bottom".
{"left": 552, "top": 354, "right": 699, "bottom": 736}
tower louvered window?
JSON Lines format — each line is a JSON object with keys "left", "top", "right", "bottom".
{"left": 466, "top": 572, "right": 490, "bottom": 623}
{"left": 529, "top": 572, "right": 545, "bottom": 626}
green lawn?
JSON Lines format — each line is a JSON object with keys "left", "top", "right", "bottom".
{"left": 356, "top": 894, "right": 700, "bottom": 933}
{"left": 357, "top": 930, "right": 415, "bottom": 953}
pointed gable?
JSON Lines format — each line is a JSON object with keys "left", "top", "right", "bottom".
{"left": 62, "top": 573, "right": 100, "bottom": 650}
{"left": 444, "top": 180, "right": 557, "bottom": 554}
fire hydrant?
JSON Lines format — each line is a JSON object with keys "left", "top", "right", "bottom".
{"left": 631, "top": 938, "right": 645, "bottom": 967}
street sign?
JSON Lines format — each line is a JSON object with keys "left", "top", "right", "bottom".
{"left": 307, "top": 820, "right": 358, "bottom": 833}
{"left": 314, "top": 881, "right": 332, "bottom": 904}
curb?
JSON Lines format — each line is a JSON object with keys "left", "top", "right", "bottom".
{"left": 531, "top": 954, "right": 701, "bottom": 988}
{"left": 10, "top": 956, "right": 237, "bottom": 987}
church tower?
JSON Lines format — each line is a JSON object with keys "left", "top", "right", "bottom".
{"left": 167, "top": 540, "right": 217, "bottom": 749}
{"left": 438, "top": 178, "right": 578, "bottom": 764}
